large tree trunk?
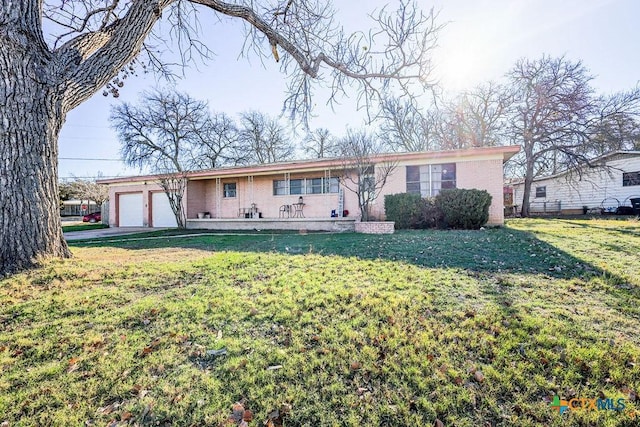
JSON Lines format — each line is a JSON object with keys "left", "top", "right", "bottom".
{"left": 520, "top": 174, "right": 533, "bottom": 218}
{"left": 0, "top": 7, "right": 71, "bottom": 275}
{"left": 520, "top": 148, "right": 535, "bottom": 217}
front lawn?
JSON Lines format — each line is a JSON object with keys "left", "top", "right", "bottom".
{"left": 1, "top": 219, "right": 639, "bottom": 426}
{"left": 62, "top": 223, "right": 109, "bottom": 233}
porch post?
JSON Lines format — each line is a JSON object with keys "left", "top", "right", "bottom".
{"left": 247, "top": 175, "right": 254, "bottom": 203}
{"left": 215, "top": 178, "right": 221, "bottom": 218}
{"left": 284, "top": 172, "right": 290, "bottom": 195}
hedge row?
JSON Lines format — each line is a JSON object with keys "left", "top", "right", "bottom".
{"left": 384, "top": 189, "right": 493, "bottom": 230}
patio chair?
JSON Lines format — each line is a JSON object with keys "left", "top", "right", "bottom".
{"left": 279, "top": 204, "right": 291, "bottom": 218}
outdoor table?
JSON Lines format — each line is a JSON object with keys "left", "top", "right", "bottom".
{"left": 291, "top": 202, "right": 305, "bottom": 218}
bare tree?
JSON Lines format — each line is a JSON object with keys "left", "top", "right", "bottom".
{"left": 506, "top": 55, "right": 596, "bottom": 217}
{"left": 338, "top": 129, "right": 396, "bottom": 221}
{"left": 438, "top": 82, "right": 510, "bottom": 149}
{"left": 303, "top": 128, "right": 340, "bottom": 158}
{"left": 238, "top": 111, "right": 295, "bottom": 164}
{"left": 1, "top": 0, "right": 440, "bottom": 273}
{"left": 112, "top": 89, "right": 215, "bottom": 228}
{"left": 379, "top": 83, "right": 510, "bottom": 153}
{"left": 378, "top": 96, "right": 440, "bottom": 152}
{"left": 112, "top": 88, "right": 212, "bottom": 173}
{"left": 158, "top": 173, "right": 188, "bottom": 228}
{"left": 585, "top": 88, "right": 640, "bottom": 156}
{"left": 192, "top": 112, "right": 243, "bottom": 169}
{"left": 68, "top": 178, "right": 110, "bottom": 208}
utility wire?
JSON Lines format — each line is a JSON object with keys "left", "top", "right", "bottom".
{"left": 60, "top": 175, "right": 122, "bottom": 180}
{"left": 59, "top": 157, "right": 122, "bottom": 161}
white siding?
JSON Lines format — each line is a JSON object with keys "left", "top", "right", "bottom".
{"left": 513, "top": 154, "right": 640, "bottom": 212}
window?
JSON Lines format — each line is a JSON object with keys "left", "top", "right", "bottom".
{"left": 406, "top": 163, "right": 456, "bottom": 197}
{"left": 623, "top": 171, "right": 640, "bottom": 187}
{"left": 289, "top": 179, "right": 303, "bottom": 195}
{"left": 223, "top": 183, "right": 236, "bottom": 198}
{"left": 325, "top": 177, "right": 340, "bottom": 193}
{"left": 535, "top": 186, "right": 546, "bottom": 198}
{"left": 308, "top": 178, "right": 324, "bottom": 194}
{"left": 362, "top": 174, "right": 376, "bottom": 201}
{"left": 273, "top": 177, "right": 340, "bottom": 195}
{"left": 273, "top": 180, "right": 288, "bottom": 196}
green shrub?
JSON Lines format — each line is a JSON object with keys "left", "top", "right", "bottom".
{"left": 384, "top": 193, "right": 444, "bottom": 229}
{"left": 384, "top": 193, "right": 422, "bottom": 229}
{"left": 435, "top": 189, "right": 492, "bottom": 229}
{"left": 415, "top": 197, "right": 443, "bottom": 229}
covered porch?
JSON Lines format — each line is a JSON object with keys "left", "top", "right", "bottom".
{"left": 186, "top": 166, "right": 351, "bottom": 221}
{"left": 186, "top": 217, "right": 356, "bottom": 232}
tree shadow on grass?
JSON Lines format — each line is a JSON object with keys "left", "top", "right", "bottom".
{"left": 70, "top": 223, "right": 640, "bottom": 320}
{"left": 64, "top": 223, "right": 640, "bottom": 427}
{"left": 70, "top": 226, "right": 611, "bottom": 282}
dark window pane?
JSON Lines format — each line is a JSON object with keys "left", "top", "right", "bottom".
{"left": 223, "top": 183, "right": 236, "bottom": 198}
{"left": 310, "top": 178, "right": 323, "bottom": 194}
{"left": 328, "top": 177, "right": 339, "bottom": 193}
{"left": 623, "top": 171, "right": 640, "bottom": 186}
{"left": 290, "top": 179, "right": 303, "bottom": 195}
{"left": 536, "top": 186, "right": 546, "bottom": 198}
{"left": 406, "top": 166, "right": 421, "bottom": 193}
{"left": 407, "top": 182, "right": 421, "bottom": 194}
{"left": 441, "top": 163, "right": 456, "bottom": 181}
{"left": 273, "top": 180, "right": 287, "bottom": 195}
{"left": 406, "top": 166, "right": 420, "bottom": 183}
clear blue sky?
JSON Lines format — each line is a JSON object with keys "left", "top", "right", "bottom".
{"left": 57, "top": 0, "right": 640, "bottom": 181}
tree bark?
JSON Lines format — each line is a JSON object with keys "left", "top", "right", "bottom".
{"left": 520, "top": 146, "right": 535, "bottom": 217}
{"left": 1, "top": 4, "right": 71, "bottom": 275}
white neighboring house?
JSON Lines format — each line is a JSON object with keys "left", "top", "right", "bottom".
{"left": 511, "top": 151, "right": 640, "bottom": 214}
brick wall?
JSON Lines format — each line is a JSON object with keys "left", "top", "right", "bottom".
{"left": 186, "top": 181, "right": 206, "bottom": 219}
{"left": 456, "top": 158, "right": 504, "bottom": 225}
{"left": 354, "top": 221, "right": 395, "bottom": 234}
{"left": 380, "top": 157, "right": 505, "bottom": 225}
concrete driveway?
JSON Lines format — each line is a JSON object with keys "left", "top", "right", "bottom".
{"left": 64, "top": 227, "right": 159, "bottom": 241}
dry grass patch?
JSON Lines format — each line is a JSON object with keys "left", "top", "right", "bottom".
{"left": 0, "top": 219, "right": 639, "bottom": 426}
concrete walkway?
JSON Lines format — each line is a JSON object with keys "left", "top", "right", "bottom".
{"left": 64, "top": 227, "right": 162, "bottom": 241}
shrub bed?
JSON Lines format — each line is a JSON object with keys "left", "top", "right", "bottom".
{"left": 436, "top": 188, "right": 492, "bottom": 229}
{"left": 385, "top": 189, "right": 492, "bottom": 230}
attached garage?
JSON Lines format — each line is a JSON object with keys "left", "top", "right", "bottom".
{"left": 151, "top": 192, "right": 178, "bottom": 227}
{"left": 118, "top": 193, "right": 143, "bottom": 227}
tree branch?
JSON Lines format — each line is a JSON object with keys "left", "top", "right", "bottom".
{"left": 57, "top": 0, "right": 171, "bottom": 112}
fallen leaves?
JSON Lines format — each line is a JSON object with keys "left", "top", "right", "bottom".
{"left": 141, "top": 338, "right": 161, "bottom": 356}
{"left": 265, "top": 404, "right": 291, "bottom": 427}
{"left": 67, "top": 357, "right": 80, "bottom": 373}
{"left": 226, "top": 402, "right": 255, "bottom": 427}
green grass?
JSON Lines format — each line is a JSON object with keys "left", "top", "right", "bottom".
{"left": 62, "top": 223, "right": 109, "bottom": 232}
{"left": 1, "top": 218, "right": 640, "bottom": 426}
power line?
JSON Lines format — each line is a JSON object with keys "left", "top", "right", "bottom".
{"left": 62, "top": 124, "right": 112, "bottom": 129}
{"left": 59, "top": 136, "right": 116, "bottom": 140}
{"left": 60, "top": 175, "right": 122, "bottom": 180}
{"left": 59, "top": 157, "right": 122, "bottom": 161}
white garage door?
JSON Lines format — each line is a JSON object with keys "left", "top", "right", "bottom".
{"left": 152, "top": 192, "right": 178, "bottom": 227}
{"left": 118, "top": 193, "right": 143, "bottom": 227}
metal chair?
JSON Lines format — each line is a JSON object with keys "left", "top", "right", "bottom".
{"left": 279, "top": 204, "right": 291, "bottom": 218}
